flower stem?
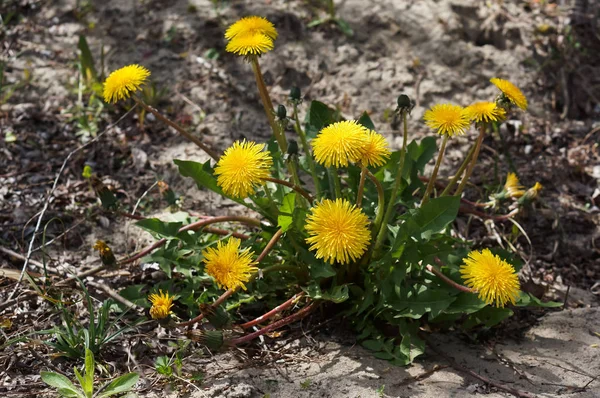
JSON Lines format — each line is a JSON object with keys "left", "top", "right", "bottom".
{"left": 250, "top": 56, "right": 288, "bottom": 153}
{"left": 366, "top": 170, "right": 385, "bottom": 239}
{"left": 454, "top": 124, "right": 486, "bottom": 196}
{"left": 228, "top": 303, "right": 316, "bottom": 346}
{"left": 440, "top": 142, "right": 477, "bottom": 196}
{"left": 263, "top": 177, "right": 314, "bottom": 203}
{"left": 133, "top": 97, "right": 219, "bottom": 161}
{"left": 425, "top": 263, "right": 475, "bottom": 294}
{"left": 332, "top": 167, "right": 342, "bottom": 198}
{"left": 422, "top": 134, "right": 449, "bottom": 205}
{"left": 356, "top": 166, "right": 367, "bottom": 207}
{"left": 292, "top": 103, "right": 321, "bottom": 197}
{"left": 373, "top": 110, "right": 408, "bottom": 255}
{"left": 239, "top": 292, "right": 304, "bottom": 329}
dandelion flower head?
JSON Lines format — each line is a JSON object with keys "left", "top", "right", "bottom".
{"left": 215, "top": 140, "right": 273, "bottom": 199}
{"left": 490, "top": 78, "right": 528, "bottom": 110}
{"left": 226, "top": 32, "right": 274, "bottom": 56}
{"left": 424, "top": 104, "right": 470, "bottom": 137}
{"left": 148, "top": 290, "right": 174, "bottom": 320}
{"left": 305, "top": 199, "right": 371, "bottom": 264}
{"left": 465, "top": 101, "right": 506, "bottom": 124}
{"left": 360, "top": 130, "right": 391, "bottom": 167}
{"left": 225, "top": 16, "right": 278, "bottom": 41}
{"left": 103, "top": 64, "right": 150, "bottom": 104}
{"left": 460, "top": 249, "right": 520, "bottom": 307}
{"left": 202, "top": 238, "right": 258, "bottom": 291}
{"left": 311, "top": 120, "right": 368, "bottom": 167}
{"left": 504, "top": 172, "right": 525, "bottom": 198}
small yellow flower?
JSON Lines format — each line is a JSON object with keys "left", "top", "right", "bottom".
{"left": 225, "top": 16, "right": 278, "bottom": 41}
{"left": 464, "top": 101, "right": 506, "bottom": 124}
{"left": 305, "top": 199, "right": 371, "bottom": 264}
{"left": 460, "top": 249, "right": 520, "bottom": 307}
{"left": 360, "top": 130, "right": 391, "bottom": 167}
{"left": 424, "top": 104, "right": 470, "bottom": 137}
{"left": 490, "top": 78, "right": 528, "bottom": 110}
{"left": 504, "top": 172, "right": 525, "bottom": 198}
{"left": 148, "top": 290, "right": 174, "bottom": 320}
{"left": 524, "top": 182, "right": 543, "bottom": 201}
{"left": 202, "top": 238, "right": 258, "bottom": 291}
{"left": 311, "top": 121, "right": 368, "bottom": 167}
{"left": 225, "top": 32, "right": 274, "bottom": 56}
{"left": 215, "top": 140, "right": 273, "bottom": 199}
{"left": 103, "top": 64, "right": 150, "bottom": 104}
{"left": 93, "top": 240, "right": 116, "bottom": 267}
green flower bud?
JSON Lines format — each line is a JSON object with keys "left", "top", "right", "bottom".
{"left": 397, "top": 94, "right": 412, "bottom": 110}
{"left": 290, "top": 86, "right": 301, "bottom": 101}
{"left": 287, "top": 139, "right": 299, "bottom": 157}
{"left": 277, "top": 104, "right": 287, "bottom": 120}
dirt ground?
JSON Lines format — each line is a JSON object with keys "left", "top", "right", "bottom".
{"left": 1, "top": 0, "right": 600, "bottom": 397}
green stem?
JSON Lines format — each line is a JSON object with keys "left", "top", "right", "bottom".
{"left": 250, "top": 56, "right": 287, "bottom": 153}
{"left": 440, "top": 142, "right": 477, "bottom": 196}
{"left": 422, "top": 134, "right": 449, "bottom": 205}
{"left": 356, "top": 166, "right": 367, "bottom": 207}
{"left": 331, "top": 167, "right": 342, "bottom": 199}
{"left": 454, "top": 124, "right": 486, "bottom": 196}
{"left": 293, "top": 104, "right": 321, "bottom": 197}
{"left": 373, "top": 110, "right": 408, "bottom": 255}
{"left": 366, "top": 170, "right": 385, "bottom": 240}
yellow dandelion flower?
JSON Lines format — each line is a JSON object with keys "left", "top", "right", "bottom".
{"left": 202, "top": 238, "right": 258, "bottom": 291}
{"left": 524, "top": 182, "right": 543, "bottom": 201}
{"left": 215, "top": 140, "right": 273, "bottom": 199}
{"left": 424, "top": 104, "right": 470, "bottom": 137}
{"left": 148, "top": 290, "right": 174, "bottom": 320}
{"left": 490, "top": 78, "right": 528, "bottom": 110}
{"left": 460, "top": 249, "right": 521, "bottom": 307}
{"left": 311, "top": 120, "right": 368, "bottom": 167}
{"left": 103, "top": 64, "right": 150, "bottom": 104}
{"left": 360, "top": 130, "right": 391, "bottom": 167}
{"left": 225, "top": 32, "right": 274, "bottom": 56}
{"left": 305, "top": 199, "right": 371, "bottom": 264}
{"left": 93, "top": 240, "right": 116, "bottom": 267}
{"left": 225, "top": 16, "right": 278, "bottom": 41}
{"left": 465, "top": 101, "right": 506, "bottom": 124}
{"left": 504, "top": 172, "right": 525, "bottom": 198}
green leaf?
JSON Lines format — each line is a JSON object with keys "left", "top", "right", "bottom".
{"left": 78, "top": 35, "right": 97, "bottom": 83}
{"left": 135, "top": 218, "right": 182, "bottom": 238}
{"left": 277, "top": 193, "right": 296, "bottom": 232}
{"left": 84, "top": 348, "right": 94, "bottom": 395}
{"left": 41, "top": 372, "right": 84, "bottom": 398}
{"left": 335, "top": 18, "right": 354, "bottom": 37}
{"left": 409, "top": 196, "right": 460, "bottom": 240}
{"left": 357, "top": 111, "right": 375, "bottom": 130}
{"left": 516, "top": 292, "right": 562, "bottom": 308}
{"left": 303, "top": 284, "right": 349, "bottom": 303}
{"left": 97, "top": 373, "right": 139, "bottom": 398}
{"left": 441, "top": 292, "right": 486, "bottom": 315}
{"left": 119, "top": 285, "right": 151, "bottom": 308}
{"left": 362, "top": 339, "right": 384, "bottom": 352}
{"left": 392, "top": 286, "right": 456, "bottom": 319}
{"left": 305, "top": 100, "right": 335, "bottom": 136}
{"left": 309, "top": 262, "right": 336, "bottom": 279}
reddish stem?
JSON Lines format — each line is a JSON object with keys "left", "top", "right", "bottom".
{"left": 228, "top": 303, "right": 316, "bottom": 346}
{"left": 426, "top": 262, "right": 475, "bottom": 294}
{"left": 118, "top": 216, "right": 260, "bottom": 265}
{"left": 240, "top": 292, "right": 304, "bottom": 329}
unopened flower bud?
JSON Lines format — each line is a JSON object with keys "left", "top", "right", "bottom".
{"left": 290, "top": 86, "right": 301, "bottom": 102}
{"left": 396, "top": 94, "right": 412, "bottom": 111}
{"left": 277, "top": 104, "right": 287, "bottom": 120}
